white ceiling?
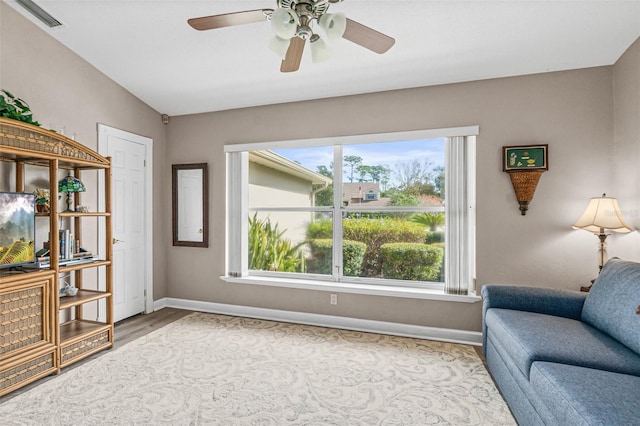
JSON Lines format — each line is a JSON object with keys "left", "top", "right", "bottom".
{"left": 6, "top": 1, "right": 640, "bottom": 116}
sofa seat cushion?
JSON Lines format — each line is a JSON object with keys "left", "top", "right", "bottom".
{"left": 485, "top": 308, "right": 640, "bottom": 379}
{"left": 582, "top": 258, "right": 640, "bottom": 354}
{"left": 531, "top": 362, "right": 640, "bottom": 426}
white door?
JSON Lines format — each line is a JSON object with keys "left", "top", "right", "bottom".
{"left": 98, "top": 125, "right": 153, "bottom": 323}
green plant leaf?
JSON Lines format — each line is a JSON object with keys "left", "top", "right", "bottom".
{"left": 1, "top": 89, "right": 16, "bottom": 99}
{"left": 0, "top": 89, "right": 42, "bottom": 127}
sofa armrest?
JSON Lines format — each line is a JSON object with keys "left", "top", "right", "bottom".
{"left": 481, "top": 285, "right": 587, "bottom": 354}
{"left": 482, "top": 285, "right": 587, "bottom": 319}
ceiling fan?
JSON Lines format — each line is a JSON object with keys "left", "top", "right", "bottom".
{"left": 188, "top": 0, "right": 395, "bottom": 73}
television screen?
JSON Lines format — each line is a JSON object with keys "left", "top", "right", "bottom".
{"left": 0, "top": 192, "right": 36, "bottom": 268}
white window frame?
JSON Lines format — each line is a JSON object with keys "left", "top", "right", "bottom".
{"left": 223, "top": 126, "right": 479, "bottom": 302}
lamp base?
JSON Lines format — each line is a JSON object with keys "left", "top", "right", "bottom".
{"left": 64, "top": 192, "right": 74, "bottom": 212}
{"left": 580, "top": 278, "right": 596, "bottom": 292}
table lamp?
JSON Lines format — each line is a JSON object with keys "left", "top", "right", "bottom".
{"left": 573, "top": 194, "right": 632, "bottom": 283}
{"left": 58, "top": 175, "right": 85, "bottom": 212}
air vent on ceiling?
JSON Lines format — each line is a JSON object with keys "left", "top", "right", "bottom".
{"left": 15, "top": 0, "right": 62, "bottom": 28}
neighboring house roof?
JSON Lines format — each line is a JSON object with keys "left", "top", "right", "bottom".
{"left": 343, "top": 182, "right": 391, "bottom": 206}
{"left": 250, "top": 150, "right": 332, "bottom": 185}
{"left": 417, "top": 194, "right": 444, "bottom": 207}
{"left": 343, "top": 182, "right": 380, "bottom": 200}
{"left": 342, "top": 183, "right": 444, "bottom": 207}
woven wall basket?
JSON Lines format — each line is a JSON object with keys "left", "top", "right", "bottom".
{"left": 507, "top": 170, "right": 545, "bottom": 215}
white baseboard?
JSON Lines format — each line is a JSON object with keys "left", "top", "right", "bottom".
{"left": 154, "top": 297, "right": 482, "bottom": 346}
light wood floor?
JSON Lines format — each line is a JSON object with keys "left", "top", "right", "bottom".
{"left": 0, "top": 308, "right": 192, "bottom": 404}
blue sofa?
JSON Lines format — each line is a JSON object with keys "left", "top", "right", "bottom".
{"left": 482, "top": 258, "right": 640, "bottom": 425}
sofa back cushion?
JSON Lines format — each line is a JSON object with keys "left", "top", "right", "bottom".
{"left": 582, "top": 258, "right": 640, "bottom": 354}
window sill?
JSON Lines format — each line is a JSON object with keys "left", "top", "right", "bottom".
{"left": 220, "top": 275, "right": 481, "bottom": 303}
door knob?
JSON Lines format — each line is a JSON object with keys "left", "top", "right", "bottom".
{"left": 112, "top": 238, "right": 124, "bottom": 244}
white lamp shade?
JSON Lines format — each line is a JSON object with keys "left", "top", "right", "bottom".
{"left": 310, "top": 36, "right": 331, "bottom": 62}
{"left": 271, "top": 8, "right": 298, "bottom": 39}
{"left": 572, "top": 196, "right": 633, "bottom": 234}
{"left": 319, "top": 12, "right": 346, "bottom": 40}
{"left": 269, "top": 36, "right": 291, "bottom": 59}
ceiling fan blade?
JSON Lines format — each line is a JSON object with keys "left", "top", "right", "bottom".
{"left": 188, "top": 9, "right": 273, "bottom": 31}
{"left": 342, "top": 18, "right": 395, "bottom": 54}
{"left": 281, "top": 37, "right": 305, "bottom": 73}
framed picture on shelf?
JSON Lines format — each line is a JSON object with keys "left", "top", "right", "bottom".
{"left": 503, "top": 144, "right": 548, "bottom": 171}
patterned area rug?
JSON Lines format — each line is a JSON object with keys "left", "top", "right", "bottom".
{"left": 1, "top": 312, "right": 514, "bottom": 425}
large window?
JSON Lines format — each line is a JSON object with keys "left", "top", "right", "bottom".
{"left": 226, "top": 127, "right": 477, "bottom": 295}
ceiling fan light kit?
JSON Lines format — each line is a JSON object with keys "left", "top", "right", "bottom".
{"left": 269, "top": 36, "right": 292, "bottom": 59}
{"left": 309, "top": 34, "right": 331, "bottom": 63}
{"left": 188, "top": 0, "right": 395, "bottom": 73}
{"left": 271, "top": 7, "right": 299, "bottom": 39}
{"left": 319, "top": 13, "right": 346, "bottom": 40}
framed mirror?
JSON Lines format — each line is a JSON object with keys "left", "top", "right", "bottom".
{"left": 172, "top": 163, "right": 209, "bottom": 247}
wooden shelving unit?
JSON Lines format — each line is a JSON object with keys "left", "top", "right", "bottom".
{"left": 0, "top": 117, "right": 113, "bottom": 396}
{"left": 59, "top": 260, "right": 111, "bottom": 273}
{"left": 58, "top": 289, "right": 113, "bottom": 310}
{"left": 58, "top": 320, "right": 112, "bottom": 368}
{"left": 0, "top": 271, "right": 57, "bottom": 396}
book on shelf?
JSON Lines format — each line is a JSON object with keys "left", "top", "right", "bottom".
{"left": 60, "top": 229, "right": 72, "bottom": 260}
{"left": 44, "top": 230, "right": 72, "bottom": 259}
{"left": 42, "top": 230, "right": 88, "bottom": 260}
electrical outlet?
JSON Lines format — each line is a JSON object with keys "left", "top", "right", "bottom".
{"left": 330, "top": 293, "right": 338, "bottom": 305}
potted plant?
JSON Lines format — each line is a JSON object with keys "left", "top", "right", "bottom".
{"left": 33, "top": 188, "right": 50, "bottom": 213}
{"left": 0, "top": 89, "right": 41, "bottom": 126}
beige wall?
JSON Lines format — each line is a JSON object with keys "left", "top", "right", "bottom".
{"left": 250, "top": 162, "right": 313, "bottom": 207}
{"left": 167, "top": 61, "right": 639, "bottom": 333}
{"left": 249, "top": 162, "right": 315, "bottom": 244}
{"left": 613, "top": 37, "right": 640, "bottom": 260}
{"left": 0, "top": 4, "right": 169, "bottom": 299}
{"left": 4, "top": 1, "right": 638, "bottom": 334}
